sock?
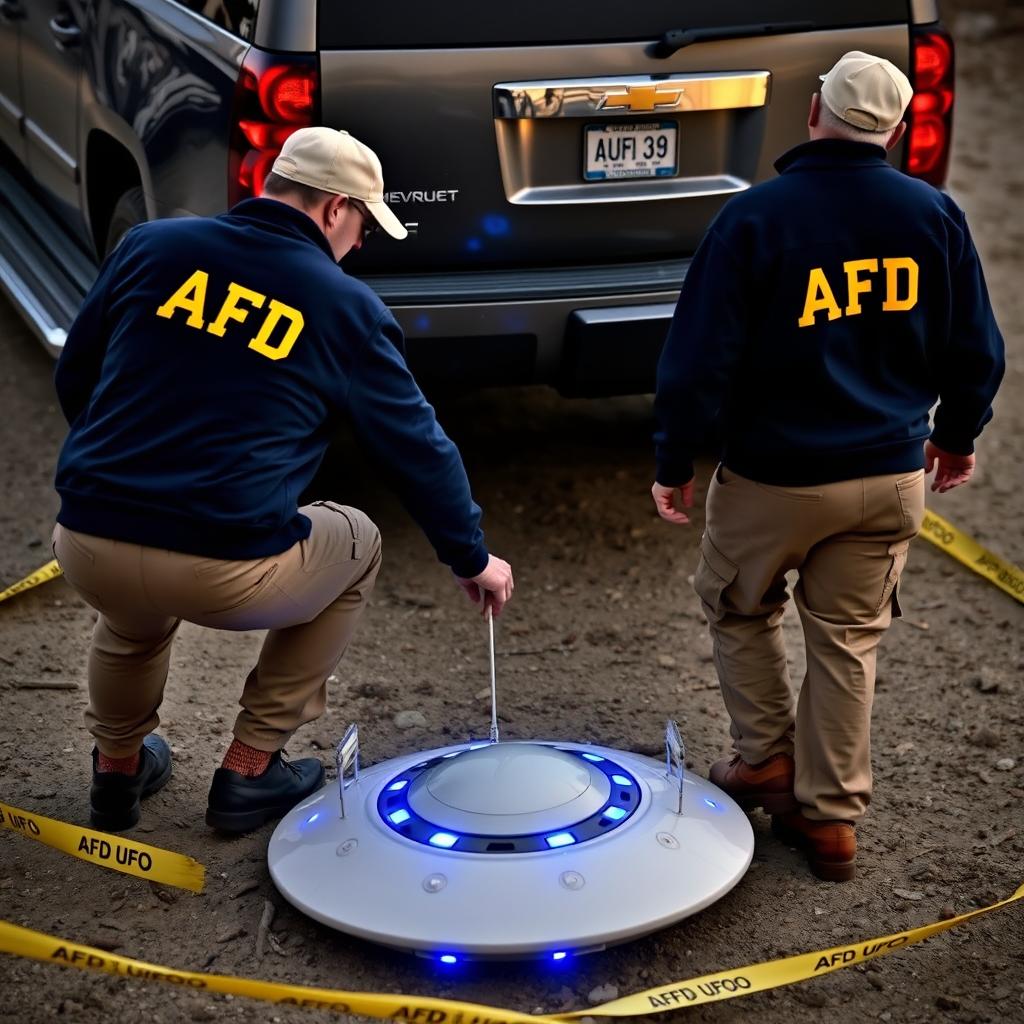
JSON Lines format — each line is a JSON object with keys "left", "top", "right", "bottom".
{"left": 222, "top": 738, "right": 272, "bottom": 777}
{"left": 97, "top": 751, "right": 140, "bottom": 774}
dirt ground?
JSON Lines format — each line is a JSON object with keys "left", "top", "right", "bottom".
{"left": 1, "top": 9, "right": 1022, "bottom": 1024}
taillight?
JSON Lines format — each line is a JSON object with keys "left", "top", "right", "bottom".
{"left": 904, "top": 28, "right": 954, "bottom": 186}
{"left": 229, "top": 50, "right": 319, "bottom": 206}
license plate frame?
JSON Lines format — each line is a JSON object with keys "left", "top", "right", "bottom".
{"left": 583, "top": 121, "right": 678, "bottom": 181}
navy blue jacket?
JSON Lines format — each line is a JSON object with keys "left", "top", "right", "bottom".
{"left": 654, "top": 139, "right": 1005, "bottom": 486}
{"left": 54, "top": 198, "right": 488, "bottom": 577}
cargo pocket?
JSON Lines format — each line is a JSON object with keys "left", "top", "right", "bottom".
{"left": 895, "top": 471, "right": 925, "bottom": 532}
{"left": 874, "top": 539, "right": 910, "bottom": 618}
{"left": 308, "top": 501, "right": 365, "bottom": 566}
{"left": 693, "top": 533, "right": 739, "bottom": 623}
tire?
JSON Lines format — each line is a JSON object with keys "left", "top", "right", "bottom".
{"left": 104, "top": 186, "right": 148, "bottom": 257}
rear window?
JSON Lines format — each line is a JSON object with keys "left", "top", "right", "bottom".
{"left": 319, "top": 1, "right": 906, "bottom": 49}
{"left": 177, "top": 0, "right": 259, "bottom": 40}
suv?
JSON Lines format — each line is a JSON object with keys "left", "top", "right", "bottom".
{"left": 0, "top": 0, "right": 954, "bottom": 395}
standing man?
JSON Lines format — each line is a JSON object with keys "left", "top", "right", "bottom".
{"left": 651, "top": 53, "right": 1004, "bottom": 881}
{"left": 53, "top": 127, "right": 513, "bottom": 835}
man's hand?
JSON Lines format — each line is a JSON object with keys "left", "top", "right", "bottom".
{"left": 925, "top": 441, "right": 975, "bottom": 493}
{"left": 454, "top": 554, "right": 514, "bottom": 617}
{"left": 652, "top": 479, "right": 695, "bottom": 525}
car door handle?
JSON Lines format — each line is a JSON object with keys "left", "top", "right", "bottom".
{"left": 49, "top": 14, "right": 82, "bottom": 47}
{"left": 0, "top": 0, "right": 25, "bottom": 22}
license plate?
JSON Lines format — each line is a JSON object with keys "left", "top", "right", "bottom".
{"left": 584, "top": 122, "right": 677, "bottom": 181}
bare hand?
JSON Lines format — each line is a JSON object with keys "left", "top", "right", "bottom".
{"left": 925, "top": 441, "right": 975, "bottom": 493}
{"left": 652, "top": 479, "right": 695, "bottom": 525}
{"left": 454, "top": 554, "right": 514, "bottom": 617}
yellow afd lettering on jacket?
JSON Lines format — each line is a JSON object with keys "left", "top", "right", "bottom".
{"left": 206, "top": 283, "right": 266, "bottom": 337}
{"left": 155, "top": 271, "right": 304, "bottom": 360}
{"left": 798, "top": 257, "right": 919, "bottom": 327}
{"left": 248, "top": 300, "right": 304, "bottom": 361}
{"left": 156, "top": 270, "right": 209, "bottom": 329}
{"left": 797, "top": 268, "right": 841, "bottom": 327}
{"left": 881, "top": 257, "right": 918, "bottom": 311}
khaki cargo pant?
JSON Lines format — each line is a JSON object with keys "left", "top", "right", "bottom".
{"left": 52, "top": 502, "right": 382, "bottom": 758}
{"left": 694, "top": 466, "right": 925, "bottom": 822}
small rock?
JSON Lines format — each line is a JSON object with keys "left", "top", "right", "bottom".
{"left": 995, "top": 758, "right": 1016, "bottom": 771}
{"left": 587, "top": 984, "right": 619, "bottom": 1005}
{"left": 939, "top": 905, "right": 957, "bottom": 920}
{"left": 30, "top": 789, "right": 57, "bottom": 799}
{"left": 188, "top": 1004, "right": 217, "bottom": 1022}
{"left": 96, "top": 917, "right": 127, "bottom": 932}
{"left": 151, "top": 884, "right": 177, "bottom": 905}
{"left": 394, "top": 710, "right": 428, "bottom": 730}
{"left": 971, "top": 669, "right": 1001, "bottom": 694}
{"left": 354, "top": 681, "right": 389, "bottom": 699}
{"left": 309, "top": 734, "right": 333, "bottom": 751}
{"left": 475, "top": 687, "right": 491, "bottom": 700}
{"left": 229, "top": 879, "right": 260, "bottom": 899}
{"left": 935, "top": 995, "right": 961, "bottom": 1011}
{"left": 813, "top": 906, "right": 827, "bottom": 916}
{"left": 892, "top": 888, "right": 924, "bottom": 901}
{"left": 394, "top": 590, "right": 436, "bottom": 609}
{"left": 656, "top": 654, "right": 677, "bottom": 668}
{"left": 969, "top": 726, "right": 1001, "bottom": 749}
{"left": 57, "top": 999, "right": 85, "bottom": 1015}
{"left": 89, "top": 934, "right": 122, "bottom": 952}
{"left": 216, "top": 925, "right": 247, "bottom": 943}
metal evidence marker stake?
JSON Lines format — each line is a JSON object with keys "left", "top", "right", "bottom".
{"left": 488, "top": 606, "right": 499, "bottom": 744}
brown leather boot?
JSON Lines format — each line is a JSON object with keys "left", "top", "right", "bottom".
{"left": 772, "top": 811, "right": 857, "bottom": 882}
{"left": 708, "top": 752, "right": 798, "bottom": 814}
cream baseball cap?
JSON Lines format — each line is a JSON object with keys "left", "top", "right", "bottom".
{"left": 819, "top": 51, "right": 913, "bottom": 132}
{"left": 271, "top": 127, "right": 408, "bottom": 240}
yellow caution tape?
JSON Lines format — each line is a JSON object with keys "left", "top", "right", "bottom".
{"left": 0, "top": 558, "right": 63, "bottom": 604}
{"left": 0, "top": 882, "right": 1020, "bottom": 1019}
{"left": 920, "top": 509, "right": 1024, "bottom": 605}
{"left": 0, "top": 801, "right": 204, "bottom": 893}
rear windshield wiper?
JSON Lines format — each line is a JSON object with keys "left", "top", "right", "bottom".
{"left": 652, "top": 21, "right": 815, "bottom": 58}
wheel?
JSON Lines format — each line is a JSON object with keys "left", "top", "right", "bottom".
{"left": 104, "top": 186, "right": 148, "bottom": 256}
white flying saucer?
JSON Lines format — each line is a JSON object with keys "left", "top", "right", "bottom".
{"left": 267, "top": 724, "right": 754, "bottom": 961}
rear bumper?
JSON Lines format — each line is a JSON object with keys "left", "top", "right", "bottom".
{"left": 362, "top": 260, "right": 686, "bottom": 396}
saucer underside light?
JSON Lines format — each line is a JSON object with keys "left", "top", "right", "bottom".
{"left": 268, "top": 738, "right": 754, "bottom": 960}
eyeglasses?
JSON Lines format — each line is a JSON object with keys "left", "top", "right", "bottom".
{"left": 349, "top": 197, "right": 380, "bottom": 240}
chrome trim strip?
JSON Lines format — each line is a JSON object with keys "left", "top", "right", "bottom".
{"left": 572, "top": 302, "right": 676, "bottom": 325}
{"left": 254, "top": 0, "right": 316, "bottom": 51}
{"left": 0, "top": 252, "right": 67, "bottom": 354}
{"left": 24, "top": 119, "right": 76, "bottom": 175}
{"left": 0, "top": 92, "right": 20, "bottom": 127}
{"left": 494, "top": 71, "right": 770, "bottom": 119}
{"left": 508, "top": 174, "right": 749, "bottom": 205}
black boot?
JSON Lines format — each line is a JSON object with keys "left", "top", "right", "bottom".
{"left": 206, "top": 752, "right": 324, "bottom": 833}
{"left": 90, "top": 734, "right": 173, "bottom": 832}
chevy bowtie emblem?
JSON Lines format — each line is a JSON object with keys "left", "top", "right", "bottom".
{"left": 599, "top": 84, "right": 684, "bottom": 112}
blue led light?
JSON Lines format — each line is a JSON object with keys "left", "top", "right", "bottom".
{"left": 604, "top": 806, "right": 627, "bottom": 821}
{"left": 428, "top": 832, "right": 459, "bottom": 849}
{"left": 387, "top": 780, "right": 409, "bottom": 792}
{"left": 581, "top": 753, "right": 605, "bottom": 762}
{"left": 552, "top": 951, "right": 568, "bottom": 961}
{"left": 389, "top": 809, "right": 411, "bottom": 825}
{"left": 546, "top": 832, "right": 576, "bottom": 849}
{"left": 704, "top": 798, "right": 718, "bottom": 808}
{"left": 439, "top": 954, "right": 458, "bottom": 964}
{"left": 611, "top": 774, "right": 632, "bottom": 786}
{"left": 304, "top": 812, "right": 320, "bottom": 824}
